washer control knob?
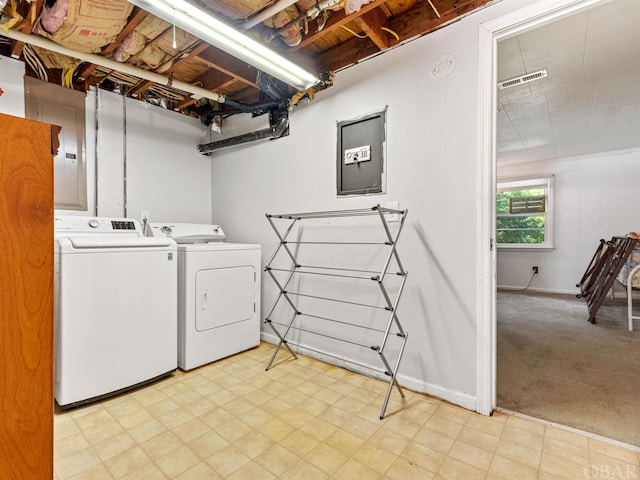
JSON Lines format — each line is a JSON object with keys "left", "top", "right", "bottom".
{"left": 161, "top": 225, "right": 173, "bottom": 236}
{"left": 88, "top": 219, "right": 100, "bottom": 228}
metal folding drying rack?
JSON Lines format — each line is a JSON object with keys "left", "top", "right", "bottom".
{"left": 263, "top": 205, "right": 409, "bottom": 419}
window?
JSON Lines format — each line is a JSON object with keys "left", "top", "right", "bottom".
{"left": 497, "top": 176, "right": 554, "bottom": 248}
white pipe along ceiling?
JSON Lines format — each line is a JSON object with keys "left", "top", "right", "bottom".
{"left": 1, "top": 28, "right": 225, "bottom": 104}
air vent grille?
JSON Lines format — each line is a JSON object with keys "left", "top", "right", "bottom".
{"left": 498, "top": 69, "right": 547, "bottom": 90}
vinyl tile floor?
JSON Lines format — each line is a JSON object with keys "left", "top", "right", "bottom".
{"left": 54, "top": 343, "right": 640, "bottom": 479}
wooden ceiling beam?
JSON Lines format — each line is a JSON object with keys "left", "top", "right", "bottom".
{"left": 318, "top": 0, "right": 492, "bottom": 72}
{"left": 318, "top": 38, "right": 380, "bottom": 74}
{"left": 24, "top": 0, "right": 42, "bottom": 30}
{"left": 172, "top": 77, "right": 236, "bottom": 111}
{"left": 76, "top": 7, "right": 148, "bottom": 83}
{"left": 352, "top": 8, "right": 391, "bottom": 51}
{"left": 103, "top": 7, "right": 147, "bottom": 56}
{"left": 388, "top": 0, "right": 492, "bottom": 41}
{"left": 10, "top": 0, "right": 43, "bottom": 58}
{"left": 174, "top": 78, "right": 264, "bottom": 111}
{"left": 189, "top": 69, "right": 235, "bottom": 94}
{"left": 127, "top": 41, "right": 210, "bottom": 98}
{"left": 292, "top": 0, "right": 389, "bottom": 51}
{"left": 191, "top": 46, "right": 261, "bottom": 90}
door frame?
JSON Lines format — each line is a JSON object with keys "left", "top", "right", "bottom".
{"left": 476, "top": 0, "right": 611, "bottom": 415}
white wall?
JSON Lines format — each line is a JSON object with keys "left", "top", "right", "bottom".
{"left": 209, "top": 0, "right": 537, "bottom": 409}
{"left": 0, "top": 75, "right": 209, "bottom": 220}
{"left": 0, "top": 56, "right": 25, "bottom": 118}
{"left": 92, "top": 89, "right": 211, "bottom": 223}
{"left": 497, "top": 148, "right": 640, "bottom": 294}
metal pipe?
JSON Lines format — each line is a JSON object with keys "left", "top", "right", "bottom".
{"left": 268, "top": 213, "right": 300, "bottom": 269}
{"left": 94, "top": 88, "right": 100, "bottom": 216}
{"left": 285, "top": 241, "right": 387, "bottom": 245}
{"left": 297, "top": 264, "right": 382, "bottom": 275}
{"left": 242, "top": 0, "right": 299, "bottom": 29}
{"left": 268, "top": 321, "right": 370, "bottom": 349}
{"left": 122, "top": 88, "right": 128, "bottom": 218}
{"left": 264, "top": 311, "right": 299, "bottom": 370}
{"left": 279, "top": 341, "right": 390, "bottom": 377}
{"left": 300, "top": 312, "right": 392, "bottom": 335}
{"left": 197, "top": 115, "right": 288, "bottom": 154}
{"left": 267, "top": 266, "right": 374, "bottom": 281}
{"left": 378, "top": 333, "right": 407, "bottom": 419}
{"left": 288, "top": 291, "right": 386, "bottom": 310}
{"left": 0, "top": 28, "right": 225, "bottom": 104}
{"left": 268, "top": 206, "right": 379, "bottom": 219}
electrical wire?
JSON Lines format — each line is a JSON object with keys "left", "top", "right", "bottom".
{"left": 381, "top": 27, "right": 399, "bottom": 41}
{"left": 511, "top": 271, "right": 538, "bottom": 292}
{"left": 93, "top": 65, "right": 187, "bottom": 103}
{"left": 62, "top": 64, "right": 78, "bottom": 88}
{"left": 23, "top": 44, "right": 48, "bottom": 82}
{"left": 341, "top": 25, "right": 366, "bottom": 38}
{"left": 147, "top": 84, "right": 186, "bottom": 101}
{"left": 341, "top": 25, "right": 400, "bottom": 41}
{"left": 94, "top": 66, "right": 139, "bottom": 88}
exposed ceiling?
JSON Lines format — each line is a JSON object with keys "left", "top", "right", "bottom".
{"left": 0, "top": 0, "right": 492, "bottom": 124}
{"left": 497, "top": 0, "right": 640, "bottom": 166}
{"left": 3, "top": 0, "right": 636, "bottom": 162}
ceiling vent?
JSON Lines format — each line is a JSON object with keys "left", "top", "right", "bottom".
{"left": 498, "top": 69, "right": 547, "bottom": 89}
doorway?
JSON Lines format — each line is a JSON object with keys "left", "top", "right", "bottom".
{"left": 478, "top": 0, "right": 634, "bottom": 426}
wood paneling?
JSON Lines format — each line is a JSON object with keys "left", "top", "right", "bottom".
{"left": 0, "top": 113, "right": 54, "bottom": 479}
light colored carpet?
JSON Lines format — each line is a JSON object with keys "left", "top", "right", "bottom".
{"left": 497, "top": 289, "right": 640, "bottom": 446}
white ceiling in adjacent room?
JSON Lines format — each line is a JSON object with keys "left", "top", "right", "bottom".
{"left": 497, "top": 0, "right": 640, "bottom": 166}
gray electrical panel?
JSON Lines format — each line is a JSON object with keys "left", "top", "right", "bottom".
{"left": 336, "top": 109, "right": 386, "bottom": 196}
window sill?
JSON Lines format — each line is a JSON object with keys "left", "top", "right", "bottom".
{"left": 497, "top": 244, "right": 555, "bottom": 252}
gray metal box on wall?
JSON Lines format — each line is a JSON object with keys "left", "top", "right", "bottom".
{"left": 336, "top": 109, "right": 386, "bottom": 196}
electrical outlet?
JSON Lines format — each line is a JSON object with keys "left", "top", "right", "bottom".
{"left": 532, "top": 266, "right": 539, "bottom": 274}
{"left": 141, "top": 210, "right": 150, "bottom": 224}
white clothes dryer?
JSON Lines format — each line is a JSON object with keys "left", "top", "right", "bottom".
{"left": 149, "top": 223, "right": 261, "bottom": 370}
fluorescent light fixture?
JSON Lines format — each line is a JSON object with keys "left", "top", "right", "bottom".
{"left": 128, "top": 0, "right": 319, "bottom": 91}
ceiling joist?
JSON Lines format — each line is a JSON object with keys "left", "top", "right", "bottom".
{"left": 0, "top": 0, "right": 494, "bottom": 121}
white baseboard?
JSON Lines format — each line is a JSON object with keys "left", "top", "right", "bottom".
{"left": 260, "top": 331, "right": 478, "bottom": 412}
{"left": 498, "top": 285, "right": 579, "bottom": 295}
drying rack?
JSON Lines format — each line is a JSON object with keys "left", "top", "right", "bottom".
{"left": 263, "top": 205, "right": 409, "bottom": 419}
{"left": 577, "top": 235, "right": 639, "bottom": 324}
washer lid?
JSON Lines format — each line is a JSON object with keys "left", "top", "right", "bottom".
{"left": 148, "top": 222, "right": 226, "bottom": 244}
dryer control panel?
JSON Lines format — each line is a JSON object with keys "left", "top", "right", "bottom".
{"left": 148, "top": 223, "right": 226, "bottom": 244}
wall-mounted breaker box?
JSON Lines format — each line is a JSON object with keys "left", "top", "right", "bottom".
{"left": 336, "top": 108, "right": 386, "bottom": 196}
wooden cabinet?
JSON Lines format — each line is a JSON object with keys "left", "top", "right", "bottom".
{"left": 0, "top": 113, "right": 55, "bottom": 479}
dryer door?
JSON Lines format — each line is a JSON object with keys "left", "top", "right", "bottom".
{"left": 195, "top": 266, "right": 256, "bottom": 331}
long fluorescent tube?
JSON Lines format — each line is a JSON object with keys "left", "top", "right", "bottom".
{"left": 128, "top": 0, "right": 319, "bottom": 91}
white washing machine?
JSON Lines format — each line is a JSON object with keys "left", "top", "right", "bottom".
{"left": 149, "top": 223, "right": 261, "bottom": 370}
{"left": 54, "top": 215, "right": 177, "bottom": 408}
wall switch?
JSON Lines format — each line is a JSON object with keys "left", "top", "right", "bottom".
{"left": 386, "top": 201, "right": 399, "bottom": 222}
